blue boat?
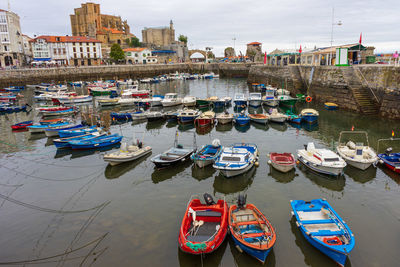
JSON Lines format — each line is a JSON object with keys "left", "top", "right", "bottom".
{"left": 378, "top": 148, "right": 400, "bottom": 174}
{"left": 191, "top": 139, "right": 223, "bottom": 168}
{"left": 324, "top": 102, "right": 338, "bottom": 110}
{"left": 300, "top": 109, "right": 319, "bottom": 124}
{"left": 69, "top": 134, "right": 123, "bottom": 150}
{"left": 177, "top": 109, "right": 199, "bottom": 124}
{"left": 290, "top": 199, "right": 355, "bottom": 267}
{"left": 0, "top": 105, "right": 26, "bottom": 113}
{"left": 58, "top": 126, "right": 98, "bottom": 138}
{"left": 27, "top": 122, "right": 70, "bottom": 133}
{"left": 53, "top": 132, "right": 106, "bottom": 149}
{"left": 45, "top": 124, "right": 84, "bottom": 137}
{"left": 234, "top": 93, "right": 247, "bottom": 107}
{"left": 229, "top": 195, "right": 276, "bottom": 263}
{"left": 234, "top": 112, "right": 250, "bottom": 125}
{"left": 111, "top": 112, "right": 133, "bottom": 121}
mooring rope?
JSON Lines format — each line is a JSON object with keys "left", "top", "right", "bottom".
{"left": 0, "top": 233, "right": 108, "bottom": 265}
{"left": 0, "top": 193, "right": 110, "bottom": 214}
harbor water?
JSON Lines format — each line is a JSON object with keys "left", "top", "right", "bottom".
{"left": 0, "top": 78, "right": 400, "bottom": 266}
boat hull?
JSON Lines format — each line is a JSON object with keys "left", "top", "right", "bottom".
{"left": 104, "top": 148, "right": 152, "bottom": 166}
{"left": 195, "top": 118, "right": 213, "bottom": 127}
{"left": 219, "top": 162, "right": 254, "bottom": 178}
{"left": 248, "top": 100, "right": 262, "bottom": 107}
{"left": 217, "top": 118, "right": 233, "bottom": 124}
{"left": 298, "top": 155, "right": 344, "bottom": 176}
{"left": 152, "top": 152, "right": 193, "bottom": 168}
{"left": 234, "top": 100, "right": 247, "bottom": 106}
{"left": 302, "top": 115, "right": 319, "bottom": 124}
{"left": 250, "top": 118, "right": 268, "bottom": 124}
{"left": 231, "top": 234, "right": 273, "bottom": 263}
{"left": 270, "top": 162, "right": 295, "bottom": 173}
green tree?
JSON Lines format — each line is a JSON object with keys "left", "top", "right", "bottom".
{"left": 178, "top": 35, "right": 188, "bottom": 44}
{"left": 125, "top": 37, "right": 141, "bottom": 47}
{"left": 110, "top": 43, "right": 125, "bottom": 62}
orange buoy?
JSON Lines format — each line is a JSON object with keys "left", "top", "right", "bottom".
{"left": 306, "top": 96, "right": 312, "bottom": 103}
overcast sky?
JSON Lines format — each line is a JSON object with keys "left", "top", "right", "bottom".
{"left": 2, "top": 0, "right": 399, "bottom": 56}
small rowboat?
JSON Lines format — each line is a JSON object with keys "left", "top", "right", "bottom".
{"left": 39, "top": 118, "right": 66, "bottom": 125}
{"left": 300, "top": 108, "right": 319, "bottom": 124}
{"left": 378, "top": 148, "right": 400, "bottom": 174}
{"left": 178, "top": 193, "right": 228, "bottom": 255}
{"left": 234, "top": 113, "right": 250, "bottom": 126}
{"left": 216, "top": 112, "right": 234, "bottom": 125}
{"left": 11, "top": 121, "right": 33, "bottom": 130}
{"left": 28, "top": 122, "right": 70, "bottom": 133}
{"left": 249, "top": 114, "right": 269, "bottom": 125}
{"left": 195, "top": 111, "right": 215, "bottom": 127}
{"left": 103, "top": 141, "right": 152, "bottom": 166}
{"left": 291, "top": 199, "right": 355, "bottom": 267}
{"left": 69, "top": 134, "right": 123, "bottom": 150}
{"left": 53, "top": 132, "right": 106, "bottom": 149}
{"left": 45, "top": 124, "right": 83, "bottom": 137}
{"left": 58, "top": 126, "right": 99, "bottom": 138}
{"left": 191, "top": 139, "right": 223, "bottom": 168}
{"left": 268, "top": 152, "right": 296, "bottom": 173}
{"left": 324, "top": 102, "right": 338, "bottom": 110}
{"left": 41, "top": 108, "right": 75, "bottom": 117}
{"left": 229, "top": 195, "right": 276, "bottom": 263}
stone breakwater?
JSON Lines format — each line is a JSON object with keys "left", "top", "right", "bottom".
{"left": 248, "top": 65, "right": 400, "bottom": 120}
{"left": 0, "top": 63, "right": 254, "bottom": 87}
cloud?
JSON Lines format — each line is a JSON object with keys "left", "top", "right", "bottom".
{"left": 3, "top": 0, "right": 399, "bottom": 56}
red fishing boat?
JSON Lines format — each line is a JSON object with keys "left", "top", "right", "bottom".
{"left": 39, "top": 118, "right": 66, "bottom": 125}
{"left": 268, "top": 152, "right": 296, "bottom": 173}
{"left": 39, "top": 106, "right": 70, "bottom": 112}
{"left": 11, "top": 120, "right": 33, "bottom": 130}
{"left": 195, "top": 111, "right": 215, "bottom": 127}
{"left": 179, "top": 193, "right": 228, "bottom": 254}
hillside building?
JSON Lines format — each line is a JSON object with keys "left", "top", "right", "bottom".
{"left": 0, "top": 8, "right": 24, "bottom": 67}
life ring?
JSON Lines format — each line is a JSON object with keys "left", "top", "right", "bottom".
{"left": 323, "top": 237, "right": 342, "bottom": 246}
{"left": 306, "top": 96, "right": 312, "bottom": 103}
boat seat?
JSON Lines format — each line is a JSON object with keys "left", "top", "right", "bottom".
{"left": 196, "top": 211, "right": 221, "bottom": 217}
{"left": 166, "top": 152, "right": 185, "bottom": 156}
{"left": 301, "top": 219, "right": 335, "bottom": 224}
{"left": 160, "top": 155, "right": 179, "bottom": 161}
{"left": 186, "top": 235, "right": 212, "bottom": 242}
{"left": 310, "top": 230, "right": 344, "bottom": 236}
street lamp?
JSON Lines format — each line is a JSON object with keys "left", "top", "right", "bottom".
{"left": 232, "top": 37, "right": 236, "bottom": 54}
{"left": 330, "top": 7, "right": 342, "bottom": 65}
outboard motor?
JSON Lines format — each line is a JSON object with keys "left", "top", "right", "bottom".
{"left": 385, "top": 147, "right": 393, "bottom": 156}
{"left": 237, "top": 194, "right": 247, "bottom": 209}
{"left": 304, "top": 144, "right": 307, "bottom": 150}
{"left": 203, "top": 193, "right": 216, "bottom": 206}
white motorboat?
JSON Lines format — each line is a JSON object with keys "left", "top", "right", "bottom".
{"left": 97, "top": 97, "right": 120, "bottom": 107}
{"left": 213, "top": 143, "right": 259, "bottom": 178}
{"left": 221, "top": 96, "right": 232, "bottom": 106}
{"left": 103, "top": 141, "right": 152, "bottom": 166}
{"left": 297, "top": 142, "right": 347, "bottom": 176}
{"left": 262, "top": 87, "right": 278, "bottom": 107}
{"left": 216, "top": 111, "right": 234, "bottom": 124}
{"left": 118, "top": 98, "right": 137, "bottom": 106}
{"left": 52, "top": 95, "right": 93, "bottom": 105}
{"left": 248, "top": 93, "right": 262, "bottom": 107}
{"left": 336, "top": 131, "right": 378, "bottom": 170}
{"left": 269, "top": 108, "right": 288, "bottom": 123}
{"left": 233, "top": 93, "right": 247, "bottom": 106}
{"left": 140, "top": 78, "right": 152, "bottom": 83}
{"left": 177, "top": 109, "right": 200, "bottom": 123}
{"left": 161, "top": 93, "right": 182, "bottom": 107}
{"left": 146, "top": 111, "right": 164, "bottom": 121}
{"left": 182, "top": 96, "right": 197, "bottom": 107}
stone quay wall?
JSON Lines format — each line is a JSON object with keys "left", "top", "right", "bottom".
{"left": 0, "top": 63, "right": 253, "bottom": 88}
{"left": 248, "top": 65, "right": 400, "bottom": 119}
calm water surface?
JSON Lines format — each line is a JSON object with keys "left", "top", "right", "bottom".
{"left": 0, "top": 78, "right": 399, "bottom": 266}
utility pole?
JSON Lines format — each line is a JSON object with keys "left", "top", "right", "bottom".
{"left": 330, "top": 7, "right": 342, "bottom": 65}
{"left": 232, "top": 36, "right": 236, "bottom": 54}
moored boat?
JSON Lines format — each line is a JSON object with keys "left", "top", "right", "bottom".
{"left": 69, "top": 134, "right": 123, "bottom": 150}
{"left": 213, "top": 143, "right": 258, "bottom": 177}
{"left": 249, "top": 114, "right": 269, "bottom": 125}
{"left": 325, "top": 102, "right": 339, "bottom": 110}
{"left": 290, "top": 199, "right": 355, "bottom": 267}
{"left": 191, "top": 139, "right": 223, "bottom": 168}
{"left": 53, "top": 132, "right": 106, "bottom": 149}
{"left": 182, "top": 96, "right": 197, "bottom": 107}
{"left": 178, "top": 193, "right": 228, "bottom": 255}
{"left": 177, "top": 109, "right": 200, "bottom": 124}
{"left": 216, "top": 111, "right": 234, "bottom": 125}
{"left": 161, "top": 93, "right": 182, "bottom": 107}
{"left": 300, "top": 109, "right": 319, "bottom": 124}
{"left": 11, "top": 121, "right": 33, "bottom": 130}
{"left": 103, "top": 140, "right": 152, "bottom": 166}
{"left": 58, "top": 126, "right": 99, "bottom": 138}
{"left": 195, "top": 111, "right": 215, "bottom": 127}
{"left": 378, "top": 148, "right": 400, "bottom": 174}
{"left": 234, "top": 112, "right": 250, "bottom": 126}
{"left": 248, "top": 93, "right": 262, "bottom": 107}
{"left": 297, "top": 142, "right": 346, "bottom": 176}
{"left": 45, "top": 124, "right": 83, "bottom": 137}
{"left": 269, "top": 108, "right": 288, "bottom": 123}
{"left": 268, "top": 152, "right": 296, "bottom": 173}
{"left": 234, "top": 93, "right": 247, "bottom": 107}
{"left": 27, "top": 122, "right": 70, "bottom": 134}
{"left": 229, "top": 195, "right": 276, "bottom": 263}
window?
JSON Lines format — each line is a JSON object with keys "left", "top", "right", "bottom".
{"left": 56, "top": 37, "right": 60, "bottom": 42}
{"left": 93, "top": 47, "right": 96, "bottom": 52}
{"left": 80, "top": 47, "right": 83, "bottom": 53}
{"left": 74, "top": 53, "right": 77, "bottom": 58}
{"left": 62, "top": 48, "right": 66, "bottom": 54}
{"left": 93, "top": 42, "right": 96, "bottom": 46}
{"left": 0, "top": 15, "right": 6, "bottom": 23}
{"left": 94, "top": 53, "right": 96, "bottom": 58}
{"left": 4, "top": 45, "right": 8, "bottom": 51}
{"left": 135, "top": 53, "right": 138, "bottom": 57}
{"left": 0, "top": 24, "right": 7, "bottom": 33}
{"left": 87, "top": 47, "right": 90, "bottom": 52}
{"left": 86, "top": 42, "right": 89, "bottom": 46}
{"left": 127, "top": 52, "right": 131, "bottom": 56}
{"left": 0, "top": 33, "right": 9, "bottom": 43}
{"left": 53, "top": 48, "right": 58, "bottom": 55}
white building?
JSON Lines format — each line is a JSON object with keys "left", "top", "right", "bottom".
{"left": 30, "top": 35, "right": 102, "bottom": 66}
{"left": 124, "top": 47, "right": 157, "bottom": 64}
{"left": 0, "top": 8, "right": 24, "bottom": 67}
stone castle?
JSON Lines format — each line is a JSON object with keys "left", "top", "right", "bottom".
{"left": 142, "top": 20, "right": 175, "bottom": 48}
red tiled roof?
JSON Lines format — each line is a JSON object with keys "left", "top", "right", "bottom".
{"left": 247, "top": 42, "right": 262, "bottom": 45}
{"left": 0, "top": 9, "right": 7, "bottom": 12}
{"left": 123, "top": 48, "right": 147, "bottom": 52}
{"left": 102, "top": 27, "right": 124, "bottom": 34}
{"left": 29, "top": 35, "right": 102, "bottom": 43}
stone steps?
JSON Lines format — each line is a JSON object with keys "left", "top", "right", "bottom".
{"left": 341, "top": 67, "right": 379, "bottom": 114}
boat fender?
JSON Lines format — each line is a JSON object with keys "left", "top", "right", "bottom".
{"left": 203, "top": 193, "right": 216, "bottom": 205}
{"left": 268, "top": 160, "right": 271, "bottom": 164}
{"left": 255, "top": 161, "right": 259, "bottom": 167}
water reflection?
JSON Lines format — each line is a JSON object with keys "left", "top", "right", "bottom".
{"left": 191, "top": 165, "right": 216, "bottom": 181}
{"left": 290, "top": 217, "right": 348, "bottom": 267}
{"left": 146, "top": 120, "right": 166, "bottom": 130}
{"left": 251, "top": 121, "right": 269, "bottom": 131}
{"left": 235, "top": 123, "right": 250, "bottom": 133}
{"left": 297, "top": 163, "right": 346, "bottom": 191}
{"left": 380, "top": 167, "right": 400, "bottom": 185}
{"left": 54, "top": 144, "right": 120, "bottom": 159}
{"left": 151, "top": 160, "right": 192, "bottom": 184}
{"left": 178, "top": 238, "right": 228, "bottom": 267}
{"left": 213, "top": 167, "right": 256, "bottom": 194}
{"left": 229, "top": 237, "right": 276, "bottom": 267}
{"left": 216, "top": 123, "right": 233, "bottom": 132}
{"left": 196, "top": 125, "right": 214, "bottom": 135}
{"left": 248, "top": 106, "right": 263, "bottom": 115}
{"left": 178, "top": 123, "right": 195, "bottom": 132}
{"left": 29, "top": 133, "right": 47, "bottom": 140}
{"left": 344, "top": 165, "right": 376, "bottom": 184}
{"left": 104, "top": 154, "right": 151, "bottom": 179}
{"left": 268, "top": 165, "right": 296, "bottom": 183}
{"left": 269, "top": 122, "right": 287, "bottom": 132}
{"left": 302, "top": 122, "right": 319, "bottom": 132}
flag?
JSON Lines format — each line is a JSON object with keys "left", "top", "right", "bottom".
{"left": 299, "top": 45, "right": 302, "bottom": 54}
{"left": 351, "top": 125, "right": 354, "bottom": 131}
{"left": 392, "top": 130, "right": 395, "bottom": 137}
{"left": 359, "top": 33, "right": 362, "bottom": 44}
{"left": 264, "top": 52, "right": 267, "bottom": 64}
